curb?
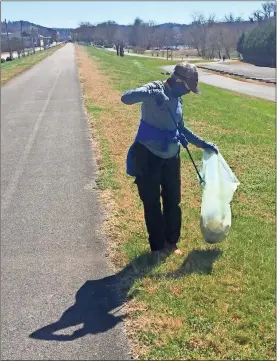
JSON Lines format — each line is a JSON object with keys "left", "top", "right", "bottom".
{"left": 198, "top": 65, "right": 276, "bottom": 85}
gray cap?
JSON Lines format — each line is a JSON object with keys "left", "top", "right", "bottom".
{"left": 171, "top": 62, "right": 200, "bottom": 94}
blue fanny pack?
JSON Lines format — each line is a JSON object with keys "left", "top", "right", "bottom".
{"left": 126, "top": 107, "right": 188, "bottom": 177}
{"left": 126, "top": 120, "right": 180, "bottom": 176}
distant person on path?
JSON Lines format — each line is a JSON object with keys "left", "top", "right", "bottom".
{"left": 121, "top": 62, "right": 218, "bottom": 256}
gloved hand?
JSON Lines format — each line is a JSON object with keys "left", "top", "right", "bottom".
{"left": 153, "top": 90, "right": 169, "bottom": 108}
{"left": 203, "top": 141, "right": 218, "bottom": 154}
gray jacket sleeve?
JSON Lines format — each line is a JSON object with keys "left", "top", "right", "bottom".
{"left": 179, "top": 119, "right": 205, "bottom": 148}
{"left": 121, "top": 83, "right": 161, "bottom": 105}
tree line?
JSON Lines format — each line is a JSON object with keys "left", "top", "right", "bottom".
{"left": 73, "top": 17, "right": 254, "bottom": 59}
{"left": 72, "top": 3, "right": 275, "bottom": 61}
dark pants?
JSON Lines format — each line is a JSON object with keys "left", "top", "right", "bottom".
{"left": 133, "top": 142, "right": 181, "bottom": 251}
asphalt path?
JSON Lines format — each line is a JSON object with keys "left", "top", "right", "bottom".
{"left": 1, "top": 43, "right": 130, "bottom": 360}
{"left": 198, "top": 62, "right": 276, "bottom": 82}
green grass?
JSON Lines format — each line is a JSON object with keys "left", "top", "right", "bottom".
{"left": 82, "top": 46, "right": 275, "bottom": 360}
{"left": 86, "top": 100, "right": 119, "bottom": 190}
{"left": 1, "top": 45, "right": 64, "bottom": 86}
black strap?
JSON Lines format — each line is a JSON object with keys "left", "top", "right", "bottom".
{"left": 167, "top": 104, "right": 204, "bottom": 185}
{"left": 167, "top": 104, "right": 179, "bottom": 129}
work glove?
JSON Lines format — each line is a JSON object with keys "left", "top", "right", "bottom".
{"left": 154, "top": 90, "right": 169, "bottom": 109}
{"left": 203, "top": 141, "right": 218, "bottom": 154}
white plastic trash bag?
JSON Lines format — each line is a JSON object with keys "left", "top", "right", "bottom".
{"left": 200, "top": 150, "right": 240, "bottom": 244}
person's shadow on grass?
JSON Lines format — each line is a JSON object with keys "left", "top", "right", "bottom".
{"left": 163, "top": 248, "right": 223, "bottom": 278}
{"left": 29, "top": 248, "right": 222, "bottom": 341}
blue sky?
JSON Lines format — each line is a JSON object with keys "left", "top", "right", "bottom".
{"left": 2, "top": 1, "right": 263, "bottom": 28}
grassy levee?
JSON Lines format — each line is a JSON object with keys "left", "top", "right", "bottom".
{"left": 76, "top": 45, "right": 275, "bottom": 360}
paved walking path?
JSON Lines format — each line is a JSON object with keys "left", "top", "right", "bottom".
{"left": 1, "top": 43, "right": 129, "bottom": 360}
{"left": 198, "top": 62, "right": 276, "bottom": 83}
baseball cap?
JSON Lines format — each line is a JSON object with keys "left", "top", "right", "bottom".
{"left": 171, "top": 62, "right": 200, "bottom": 94}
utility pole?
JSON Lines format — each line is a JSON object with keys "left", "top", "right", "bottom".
{"left": 31, "top": 27, "right": 35, "bottom": 54}
{"left": 36, "top": 28, "right": 41, "bottom": 51}
{"left": 20, "top": 20, "right": 25, "bottom": 57}
{"left": 4, "top": 19, "right": 12, "bottom": 59}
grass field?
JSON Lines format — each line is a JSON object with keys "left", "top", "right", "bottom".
{"left": 1, "top": 45, "right": 64, "bottom": 86}
{"left": 76, "top": 45, "right": 275, "bottom": 360}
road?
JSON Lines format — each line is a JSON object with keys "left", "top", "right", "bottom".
{"left": 1, "top": 43, "right": 129, "bottom": 360}
{"left": 198, "top": 62, "right": 276, "bottom": 82}
{"left": 162, "top": 65, "right": 275, "bottom": 102}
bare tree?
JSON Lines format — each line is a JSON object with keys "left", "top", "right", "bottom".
{"left": 96, "top": 21, "right": 118, "bottom": 46}
{"left": 252, "top": 10, "right": 264, "bottom": 22}
{"left": 74, "top": 22, "right": 94, "bottom": 44}
{"left": 71, "top": 12, "right": 258, "bottom": 61}
{"left": 206, "top": 26, "right": 221, "bottom": 58}
{"left": 181, "top": 26, "right": 193, "bottom": 48}
{"left": 261, "top": 2, "right": 276, "bottom": 18}
{"left": 224, "top": 12, "right": 243, "bottom": 22}
{"left": 79, "top": 22, "right": 93, "bottom": 27}
{"left": 189, "top": 13, "right": 216, "bottom": 58}
{"left": 152, "top": 27, "right": 166, "bottom": 50}
{"left": 20, "top": 20, "right": 25, "bottom": 57}
{"left": 4, "top": 19, "right": 13, "bottom": 59}
{"left": 142, "top": 21, "right": 156, "bottom": 49}
{"left": 219, "top": 26, "right": 232, "bottom": 58}
{"left": 114, "top": 26, "right": 130, "bottom": 46}
{"left": 126, "top": 18, "right": 158, "bottom": 50}
{"left": 172, "top": 26, "right": 182, "bottom": 49}
{"left": 129, "top": 17, "right": 144, "bottom": 47}
{"left": 251, "top": 2, "right": 276, "bottom": 22}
